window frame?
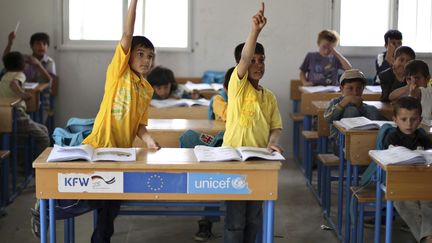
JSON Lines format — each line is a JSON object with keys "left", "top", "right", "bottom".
{"left": 55, "top": 0, "right": 192, "bottom": 52}
{"left": 332, "top": 0, "right": 431, "bottom": 57}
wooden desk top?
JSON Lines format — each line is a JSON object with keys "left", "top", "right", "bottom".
{"left": 25, "top": 82, "right": 50, "bottom": 92}
{"left": 34, "top": 148, "right": 281, "bottom": 201}
{"left": 149, "top": 106, "right": 208, "bottom": 119}
{"left": 147, "top": 119, "right": 225, "bottom": 132}
{"left": 0, "top": 97, "right": 22, "bottom": 107}
{"left": 371, "top": 154, "right": 432, "bottom": 200}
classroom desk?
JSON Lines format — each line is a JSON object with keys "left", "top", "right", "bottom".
{"left": 34, "top": 148, "right": 281, "bottom": 243}
{"left": 148, "top": 106, "right": 208, "bottom": 119}
{"left": 132, "top": 119, "right": 225, "bottom": 147}
{"left": 290, "top": 80, "right": 302, "bottom": 112}
{"left": 370, "top": 155, "right": 432, "bottom": 243}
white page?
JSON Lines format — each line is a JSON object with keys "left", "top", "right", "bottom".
{"left": 211, "top": 83, "right": 224, "bottom": 91}
{"left": 301, "top": 86, "right": 339, "bottom": 93}
{"left": 369, "top": 146, "right": 425, "bottom": 165}
{"left": 194, "top": 146, "right": 241, "bottom": 162}
{"left": 338, "top": 117, "right": 374, "bottom": 130}
{"left": 23, "top": 82, "right": 38, "bottom": 89}
{"left": 236, "top": 147, "right": 285, "bottom": 161}
{"left": 47, "top": 144, "right": 93, "bottom": 162}
{"left": 365, "top": 85, "right": 382, "bottom": 93}
{"left": 184, "top": 81, "right": 213, "bottom": 91}
{"left": 92, "top": 148, "right": 136, "bottom": 161}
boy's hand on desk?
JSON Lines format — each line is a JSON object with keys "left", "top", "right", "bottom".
{"left": 145, "top": 137, "right": 161, "bottom": 150}
{"left": 267, "top": 143, "right": 283, "bottom": 154}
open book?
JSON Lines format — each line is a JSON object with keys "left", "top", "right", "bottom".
{"left": 184, "top": 81, "right": 224, "bottom": 91}
{"left": 23, "top": 82, "right": 38, "bottom": 89}
{"left": 335, "top": 117, "right": 395, "bottom": 130}
{"left": 301, "top": 85, "right": 339, "bottom": 93}
{"left": 365, "top": 85, "right": 382, "bottom": 93}
{"left": 150, "top": 98, "right": 210, "bottom": 108}
{"left": 369, "top": 146, "right": 432, "bottom": 165}
{"left": 47, "top": 144, "right": 136, "bottom": 162}
{"left": 193, "top": 145, "right": 285, "bottom": 162}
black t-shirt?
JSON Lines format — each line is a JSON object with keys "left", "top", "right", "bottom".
{"left": 383, "top": 127, "right": 432, "bottom": 150}
{"left": 379, "top": 68, "right": 406, "bottom": 102}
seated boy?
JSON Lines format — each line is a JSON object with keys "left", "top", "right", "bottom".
{"left": 375, "top": 29, "right": 403, "bottom": 82}
{"left": 393, "top": 60, "right": 432, "bottom": 120}
{"left": 147, "top": 65, "right": 200, "bottom": 100}
{"left": 383, "top": 96, "right": 432, "bottom": 243}
{"left": 207, "top": 66, "right": 234, "bottom": 122}
{"left": 299, "top": 29, "right": 352, "bottom": 86}
{"left": 324, "top": 69, "right": 383, "bottom": 154}
{"left": 0, "top": 51, "right": 50, "bottom": 156}
{"left": 379, "top": 46, "right": 415, "bottom": 102}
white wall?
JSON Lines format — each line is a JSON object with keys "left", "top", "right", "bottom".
{"left": 1, "top": 0, "right": 431, "bottom": 155}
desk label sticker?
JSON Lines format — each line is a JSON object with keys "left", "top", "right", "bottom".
{"left": 58, "top": 172, "right": 123, "bottom": 193}
{"left": 188, "top": 173, "right": 251, "bottom": 194}
{"left": 124, "top": 172, "right": 188, "bottom": 193}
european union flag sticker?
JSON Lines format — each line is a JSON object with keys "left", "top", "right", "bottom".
{"left": 124, "top": 172, "right": 187, "bottom": 193}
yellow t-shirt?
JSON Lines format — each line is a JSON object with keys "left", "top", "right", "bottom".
{"left": 83, "top": 43, "right": 153, "bottom": 148}
{"left": 222, "top": 66, "right": 282, "bottom": 148}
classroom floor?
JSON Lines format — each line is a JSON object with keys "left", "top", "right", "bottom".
{"left": 0, "top": 159, "right": 417, "bottom": 243}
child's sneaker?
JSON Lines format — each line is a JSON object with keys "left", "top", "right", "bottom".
{"left": 194, "top": 219, "right": 213, "bottom": 242}
{"left": 30, "top": 199, "right": 43, "bottom": 239}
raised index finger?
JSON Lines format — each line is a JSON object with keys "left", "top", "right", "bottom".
{"left": 261, "top": 1, "right": 265, "bottom": 15}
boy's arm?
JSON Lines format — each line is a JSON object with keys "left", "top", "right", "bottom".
{"left": 137, "top": 124, "right": 160, "bottom": 150}
{"left": 267, "top": 128, "right": 283, "bottom": 153}
{"left": 27, "top": 56, "right": 53, "bottom": 84}
{"left": 3, "top": 31, "right": 16, "bottom": 58}
{"left": 120, "top": 0, "right": 138, "bottom": 53}
{"left": 324, "top": 98, "right": 346, "bottom": 123}
{"left": 388, "top": 85, "right": 410, "bottom": 102}
{"left": 332, "top": 48, "right": 352, "bottom": 70}
{"left": 300, "top": 70, "right": 313, "bottom": 86}
{"left": 10, "top": 80, "right": 32, "bottom": 100}
{"left": 237, "top": 2, "right": 266, "bottom": 79}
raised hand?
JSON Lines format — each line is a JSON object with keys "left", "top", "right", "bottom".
{"left": 7, "top": 31, "right": 16, "bottom": 43}
{"left": 252, "top": 2, "right": 267, "bottom": 32}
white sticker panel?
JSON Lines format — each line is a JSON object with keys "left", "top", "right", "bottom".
{"left": 58, "top": 172, "right": 123, "bottom": 193}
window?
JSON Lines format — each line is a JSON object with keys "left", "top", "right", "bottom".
{"left": 334, "top": 0, "right": 432, "bottom": 54}
{"left": 60, "top": 0, "right": 190, "bottom": 51}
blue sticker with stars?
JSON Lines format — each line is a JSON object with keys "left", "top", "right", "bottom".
{"left": 124, "top": 172, "right": 187, "bottom": 193}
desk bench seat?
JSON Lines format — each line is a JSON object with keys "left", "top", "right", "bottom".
{"left": 302, "top": 131, "right": 318, "bottom": 140}
{"left": 318, "top": 154, "right": 339, "bottom": 167}
{"left": 289, "top": 112, "right": 304, "bottom": 122}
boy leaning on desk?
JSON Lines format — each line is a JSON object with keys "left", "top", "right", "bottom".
{"left": 31, "top": 0, "right": 160, "bottom": 242}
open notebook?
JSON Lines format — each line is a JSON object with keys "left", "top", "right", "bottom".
{"left": 150, "top": 98, "right": 210, "bottom": 108}
{"left": 335, "top": 117, "right": 395, "bottom": 130}
{"left": 193, "top": 145, "right": 285, "bottom": 162}
{"left": 47, "top": 144, "right": 136, "bottom": 162}
{"left": 369, "top": 146, "right": 432, "bottom": 165}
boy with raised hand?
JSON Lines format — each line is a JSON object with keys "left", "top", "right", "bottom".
{"left": 223, "top": 3, "right": 283, "bottom": 242}
{"left": 31, "top": 0, "right": 159, "bottom": 242}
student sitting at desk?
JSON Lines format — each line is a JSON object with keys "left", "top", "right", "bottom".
{"left": 324, "top": 69, "right": 382, "bottom": 154}
{"left": 379, "top": 46, "right": 415, "bottom": 102}
{"left": 222, "top": 3, "right": 283, "bottom": 242}
{"left": 31, "top": 0, "right": 160, "bottom": 242}
{"left": 299, "top": 29, "right": 352, "bottom": 86}
{"left": 208, "top": 66, "right": 234, "bottom": 122}
{"left": 392, "top": 60, "right": 432, "bottom": 120}
{"left": 383, "top": 96, "right": 432, "bottom": 243}
{"left": 147, "top": 65, "right": 200, "bottom": 100}
{"left": 0, "top": 51, "right": 50, "bottom": 156}
{"left": 374, "top": 29, "right": 403, "bottom": 83}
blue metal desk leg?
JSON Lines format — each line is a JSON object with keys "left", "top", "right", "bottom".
{"left": 374, "top": 167, "right": 383, "bottom": 243}
{"left": 385, "top": 200, "right": 393, "bottom": 243}
{"left": 40, "top": 199, "right": 47, "bottom": 243}
{"left": 49, "top": 199, "right": 56, "bottom": 243}
{"left": 344, "top": 160, "right": 352, "bottom": 243}
{"left": 337, "top": 132, "right": 345, "bottom": 235}
{"left": 263, "top": 200, "right": 274, "bottom": 243}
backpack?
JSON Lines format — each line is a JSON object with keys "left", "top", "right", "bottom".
{"left": 52, "top": 117, "right": 94, "bottom": 146}
{"left": 179, "top": 129, "right": 224, "bottom": 148}
{"left": 201, "top": 71, "right": 225, "bottom": 84}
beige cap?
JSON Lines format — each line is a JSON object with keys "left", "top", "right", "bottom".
{"left": 340, "top": 69, "right": 367, "bottom": 85}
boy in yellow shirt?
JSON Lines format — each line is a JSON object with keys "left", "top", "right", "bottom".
{"left": 31, "top": 0, "right": 159, "bottom": 242}
{"left": 223, "top": 3, "right": 283, "bottom": 242}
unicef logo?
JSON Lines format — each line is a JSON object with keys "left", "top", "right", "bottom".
{"left": 231, "top": 177, "right": 246, "bottom": 189}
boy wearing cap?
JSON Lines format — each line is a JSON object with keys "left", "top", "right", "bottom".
{"left": 324, "top": 69, "right": 383, "bottom": 154}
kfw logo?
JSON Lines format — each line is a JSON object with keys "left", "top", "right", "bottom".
{"left": 64, "top": 177, "right": 89, "bottom": 187}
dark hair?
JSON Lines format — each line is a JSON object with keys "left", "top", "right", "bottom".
{"left": 234, "top": 42, "right": 265, "bottom": 64}
{"left": 3, "top": 51, "right": 25, "bottom": 71}
{"left": 224, "top": 66, "right": 235, "bottom": 90}
{"left": 404, "top": 59, "right": 430, "bottom": 78}
{"left": 394, "top": 46, "right": 415, "bottom": 59}
{"left": 317, "top": 30, "right": 339, "bottom": 45}
{"left": 147, "top": 66, "right": 177, "bottom": 91}
{"left": 393, "top": 96, "right": 422, "bottom": 117}
{"left": 30, "top": 32, "right": 50, "bottom": 46}
{"left": 384, "top": 29, "right": 402, "bottom": 45}
{"left": 131, "top": 36, "right": 154, "bottom": 51}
